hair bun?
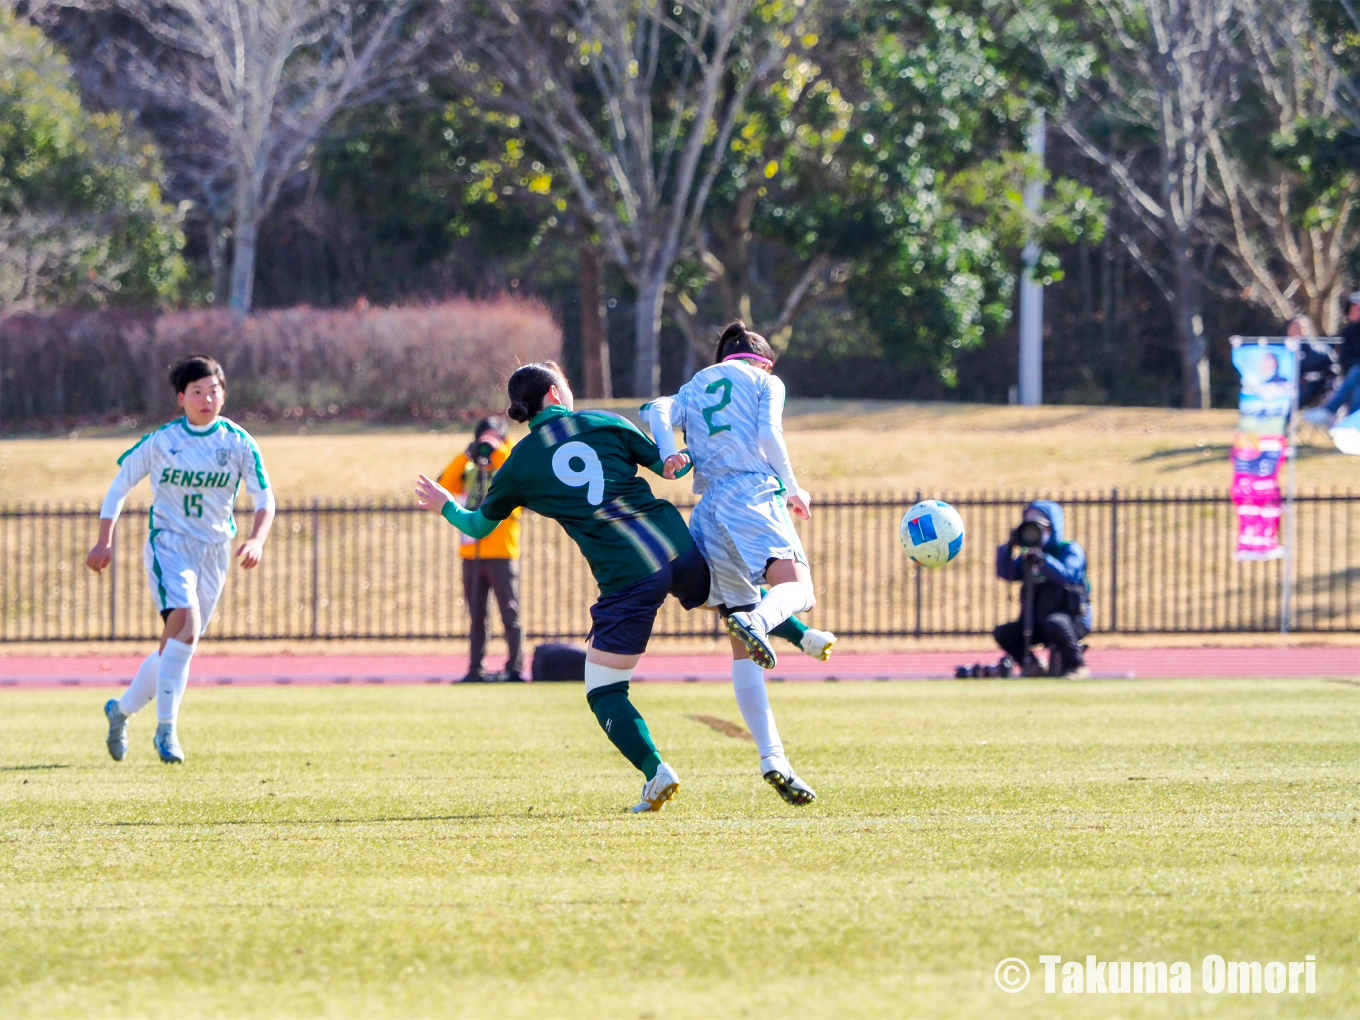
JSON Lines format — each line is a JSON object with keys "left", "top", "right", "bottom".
{"left": 507, "top": 400, "right": 532, "bottom": 423}
{"left": 719, "top": 320, "right": 747, "bottom": 343}
{"left": 714, "top": 320, "right": 750, "bottom": 363}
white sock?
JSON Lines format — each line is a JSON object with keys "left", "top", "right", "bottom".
{"left": 732, "top": 658, "right": 784, "bottom": 762}
{"left": 156, "top": 639, "right": 194, "bottom": 725}
{"left": 584, "top": 661, "right": 634, "bottom": 694}
{"left": 749, "top": 581, "right": 815, "bottom": 634}
{"left": 118, "top": 651, "right": 160, "bottom": 716}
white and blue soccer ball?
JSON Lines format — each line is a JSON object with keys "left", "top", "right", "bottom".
{"left": 899, "top": 499, "right": 965, "bottom": 568}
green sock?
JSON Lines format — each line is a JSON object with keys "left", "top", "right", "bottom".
{"left": 587, "top": 683, "right": 662, "bottom": 780}
{"left": 769, "top": 614, "right": 808, "bottom": 647}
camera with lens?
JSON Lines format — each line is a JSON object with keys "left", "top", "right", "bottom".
{"left": 470, "top": 440, "right": 497, "bottom": 467}
{"left": 1011, "top": 519, "right": 1045, "bottom": 550}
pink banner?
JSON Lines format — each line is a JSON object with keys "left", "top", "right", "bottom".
{"left": 1231, "top": 437, "right": 1284, "bottom": 560}
{"left": 1231, "top": 344, "right": 1293, "bottom": 561}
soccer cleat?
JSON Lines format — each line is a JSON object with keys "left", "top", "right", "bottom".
{"left": 727, "top": 612, "right": 777, "bottom": 669}
{"left": 762, "top": 757, "right": 817, "bottom": 806}
{"left": 631, "top": 761, "right": 680, "bottom": 813}
{"left": 104, "top": 699, "right": 129, "bottom": 761}
{"left": 153, "top": 722, "right": 184, "bottom": 764}
{"left": 799, "top": 627, "right": 837, "bottom": 662}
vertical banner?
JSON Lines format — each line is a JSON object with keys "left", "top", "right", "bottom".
{"left": 1231, "top": 342, "right": 1294, "bottom": 561}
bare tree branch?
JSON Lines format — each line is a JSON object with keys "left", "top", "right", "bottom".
{"left": 441, "top": 0, "right": 797, "bottom": 395}
{"left": 1029, "top": 0, "right": 1238, "bottom": 407}
{"left": 1205, "top": 0, "right": 1360, "bottom": 333}
{"left": 69, "top": 0, "right": 442, "bottom": 312}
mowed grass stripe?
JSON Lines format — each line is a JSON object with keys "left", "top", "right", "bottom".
{"left": 0, "top": 680, "right": 1355, "bottom": 1019}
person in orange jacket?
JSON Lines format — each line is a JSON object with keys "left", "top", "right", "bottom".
{"left": 437, "top": 417, "right": 524, "bottom": 682}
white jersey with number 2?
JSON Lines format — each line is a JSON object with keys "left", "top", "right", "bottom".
{"left": 645, "top": 360, "right": 806, "bottom": 607}
{"left": 645, "top": 360, "right": 799, "bottom": 495}
{"left": 100, "top": 416, "right": 275, "bottom": 541}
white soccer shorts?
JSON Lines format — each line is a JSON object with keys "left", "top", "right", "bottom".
{"left": 688, "top": 473, "right": 808, "bottom": 609}
{"left": 144, "top": 530, "right": 231, "bottom": 632}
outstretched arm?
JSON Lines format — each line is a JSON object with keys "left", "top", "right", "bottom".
{"left": 643, "top": 398, "right": 681, "bottom": 459}
{"left": 87, "top": 516, "right": 118, "bottom": 574}
{"left": 757, "top": 376, "right": 810, "bottom": 518}
{"left": 414, "top": 474, "right": 500, "bottom": 539}
{"left": 88, "top": 442, "right": 152, "bottom": 574}
{"left": 237, "top": 444, "right": 276, "bottom": 569}
{"left": 641, "top": 398, "right": 692, "bottom": 479}
{"left": 622, "top": 418, "right": 689, "bottom": 480}
{"left": 236, "top": 505, "right": 275, "bottom": 569}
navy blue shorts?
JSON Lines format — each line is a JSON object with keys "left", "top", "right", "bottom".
{"left": 588, "top": 543, "right": 710, "bottom": 655}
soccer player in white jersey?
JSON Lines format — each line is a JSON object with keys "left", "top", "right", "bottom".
{"left": 86, "top": 355, "right": 276, "bottom": 764}
{"left": 644, "top": 320, "right": 821, "bottom": 805}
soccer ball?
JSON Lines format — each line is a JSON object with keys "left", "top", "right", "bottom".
{"left": 899, "top": 500, "right": 965, "bottom": 568}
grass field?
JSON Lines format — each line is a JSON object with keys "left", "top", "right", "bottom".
{"left": 3, "top": 401, "right": 1357, "bottom": 506}
{"left": 1, "top": 679, "right": 1355, "bottom": 1018}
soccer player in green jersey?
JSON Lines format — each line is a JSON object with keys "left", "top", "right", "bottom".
{"left": 415, "top": 362, "right": 709, "bottom": 813}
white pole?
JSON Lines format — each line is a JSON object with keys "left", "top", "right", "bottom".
{"left": 1282, "top": 339, "right": 1301, "bottom": 633}
{"left": 1018, "top": 109, "right": 1046, "bottom": 406}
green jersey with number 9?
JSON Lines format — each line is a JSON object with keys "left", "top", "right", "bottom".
{"left": 476, "top": 405, "right": 694, "bottom": 594}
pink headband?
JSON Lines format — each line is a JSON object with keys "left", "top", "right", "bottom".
{"left": 723, "top": 352, "right": 773, "bottom": 368}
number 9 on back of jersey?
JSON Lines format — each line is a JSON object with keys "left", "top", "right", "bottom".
{"left": 899, "top": 499, "right": 965, "bottom": 568}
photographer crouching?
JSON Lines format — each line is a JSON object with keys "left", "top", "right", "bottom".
{"left": 993, "top": 500, "right": 1091, "bottom": 678}
{"left": 437, "top": 417, "right": 524, "bottom": 683}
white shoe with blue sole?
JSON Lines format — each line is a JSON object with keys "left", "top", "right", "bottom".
{"left": 104, "top": 699, "right": 129, "bottom": 761}
{"left": 153, "top": 722, "right": 184, "bottom": 764}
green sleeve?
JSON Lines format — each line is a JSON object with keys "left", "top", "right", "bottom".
{"left": 440, "top": 501, "right": 499, "bottom": 539}
{"left": 475, "top": 457, "right": 521, "bottom": 521}
{"left": 629, "top": 429, "right": 691, "bottom": 478}
{"left": 625, "top": 424, "right": 665, "bottom": 474}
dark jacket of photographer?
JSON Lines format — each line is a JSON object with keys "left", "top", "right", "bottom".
{"left": 994, "top": 499, "right": 1092, "bottom": 630}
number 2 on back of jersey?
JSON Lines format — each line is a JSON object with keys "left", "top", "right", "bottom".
{"left": 702, "top": 378, "right": 733, "bottom": 436}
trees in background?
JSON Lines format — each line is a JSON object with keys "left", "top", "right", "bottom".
{"left": 0, "top": 10, "right": 185, "bottom": 310}
{"left": 92, "top": 0, "right": 442, "bottom": 313}
{"left": 664, "top": 3, "right": 1102, "bottom": 383}
{"left": 1205, "top": 0, "right": 1360, "bottom": 334}
{"left": 1036, "top": 0, "right": 1239, "bottom": 409}
{"left": 442, "top": 0, "right": 808, "bottom": 395}
{"left": 20, "top": 0, "right": 1360, "bottom": 404}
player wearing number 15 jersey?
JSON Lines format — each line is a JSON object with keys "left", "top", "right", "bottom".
{"left": 644, "top": 321, "right": 821, "bottom": 805}
{"left": 87, "top": 355, "right": 275, "bottom": 765}
{"left": 416, "top": 362, "right": 708, "bottom": 814}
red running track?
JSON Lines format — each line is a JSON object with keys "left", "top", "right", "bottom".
{"left": 0, "top": 647, "right": 1354, "bottom": 688}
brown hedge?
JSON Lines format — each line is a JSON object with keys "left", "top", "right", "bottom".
{"left": 0, "top": 299, "right": 561, "bottom": 426}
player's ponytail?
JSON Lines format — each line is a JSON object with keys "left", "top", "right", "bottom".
{"left": 714, "top": 320, "right": 775, "bottom": 366}
{"left": 506, "top": 361, "right": 567, "bottom": 422}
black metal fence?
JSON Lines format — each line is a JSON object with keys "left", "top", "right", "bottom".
{"left": 2, "top": 491, "right": 1357, "bottom": 642}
